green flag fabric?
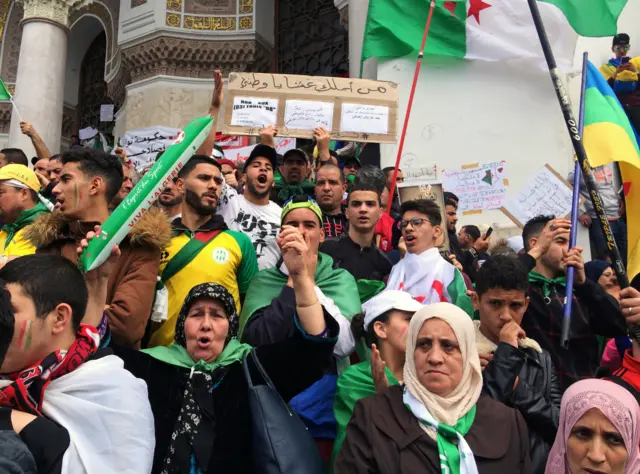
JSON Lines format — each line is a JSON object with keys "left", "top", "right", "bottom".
{"left": 239, "top": 252, "right": 362, "bottom": 336}
{"left": 0, "top": 78, "right": 12, "bottom": 101}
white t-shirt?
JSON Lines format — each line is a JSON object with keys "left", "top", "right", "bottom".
{"left": 218, "top": 194, "right": 282, "bottom": 270}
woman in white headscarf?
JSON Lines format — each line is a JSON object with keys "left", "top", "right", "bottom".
{"left": 334, "top": 302, "right": 532, "bottom": 474}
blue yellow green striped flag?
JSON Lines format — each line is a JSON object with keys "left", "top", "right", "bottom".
{"left": 583, "top": 60, "right": 640, "bottom": 279}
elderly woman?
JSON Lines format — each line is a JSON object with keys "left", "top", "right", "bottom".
{"left": 546, "top": 379, "right": 640, "bottom": 474}
{"left": 335, "top": 302, "right": 531, "bottom": 474}
{"left": 114, "top": 281, "right": 338, "bottom": 473}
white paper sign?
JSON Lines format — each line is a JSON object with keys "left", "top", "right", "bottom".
{"left": 502, "top": 164, "right": 575, "bottom": 227}
{"left": 284, "top": 100, "right": 333, "bottom": 130}
{"left": 231, "top": 97, "right": 278, "bottom": 127}
{"left": 223, "top": 137, "right": 297, "bottom": 164}
{"left": 404, "top": 165, "right": 438, "bottom": 182}
{"left": 120, "top": 126, "right": 180, "bottom": 170}
{"left": 340, "top": 103, "right": 389, "bottom": 134}
{"left": 100, "top": 104, "right": 114, "bottom": 122}
{"left": 441, "top": 161, "right": 508, "bottom": 213}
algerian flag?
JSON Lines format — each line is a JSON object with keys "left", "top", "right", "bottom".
{"left": 363, "top": 0, "right": 628, "bottom": 69}
{"left": 385, "top": 248, "right": 474, "bottom": 317}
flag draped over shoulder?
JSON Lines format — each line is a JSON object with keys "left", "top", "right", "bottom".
{"left": 362, "top": 0, "right": 627, "bottom": 69}
{"left": 583, "top": 60, "right": 640, "bottom": 280}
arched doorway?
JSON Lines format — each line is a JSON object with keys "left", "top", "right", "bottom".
{"left": 78, "top": 31, "right": 114, "bottom": 140}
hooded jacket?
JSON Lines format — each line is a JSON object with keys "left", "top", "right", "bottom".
{"left": 24, "top": 209, "right": 172, "bottom": 348}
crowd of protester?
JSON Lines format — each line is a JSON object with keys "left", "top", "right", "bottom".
{"left": 0, "top": 56, "right": 638, "bottom": 474}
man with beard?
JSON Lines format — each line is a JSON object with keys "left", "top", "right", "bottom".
{"left": 320, "top": 182, "right": 391, "bottom": 283}
{"left": 149, "top": 155, "right": 258, "bottom": 347}
{"left": 272, "top": 149, "right": 314, "bottom": 205}
{"left": 519, "top": 215, "right": 627, "bottom": 391}
{"left": 218, "top": 144, "right": 281, "bottom": 270}
{"left": 315, "top": 164, "right": 348, "bottom": 239}
{"left": 109, "top": 161, "right": 134, "bottom": 211}
{"left": 23, "top": 148, "right": 171, "bottom": 349}
{"left": 157, "top": 177, "right": 183, "bottom": 221}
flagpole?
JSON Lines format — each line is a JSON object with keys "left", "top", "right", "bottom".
{"left": 526, "top": 0, "right": 639, "bottom": 341}
{"left": 9, "top": 98, "right": 23, "bottom": 123}
{"left": 562, "top": 51, "right": 588, "bottom": 349}
{"left": 386, "top": 0, "right": 437, "bottom": 214}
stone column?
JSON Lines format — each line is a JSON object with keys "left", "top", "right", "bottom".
{"left": 8, "top": 0, "right": 92, "bottom": 156}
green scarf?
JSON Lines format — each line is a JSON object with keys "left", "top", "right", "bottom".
{"left": 1, "top": 202, "right": 48, "bottom": 250}
{"left": 142, "top": 338, "right": 252, "bottom": 372}
{"left": 528, "top": 271, "right": 569, "bottom": 298}
{"left": 332, "top": 361, "right": 399, "bottom": 466}
{"left": 239, "top": 252, "right": 362, "bottom": 336}
{"left": 274, "top": 177, "right": 315, "bottom": 203}
{"left": 404, "top": 388, "right": 477, "bottom": 474}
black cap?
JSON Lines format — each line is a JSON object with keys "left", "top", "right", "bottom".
{"left": 246, "top": 144, "right": 277, "bottom": 169}
{"left": 613, "top": 33, "right": 630, "bottom": 47}
{"left": 282, "top": 148, "right": 309, "bottom": 164}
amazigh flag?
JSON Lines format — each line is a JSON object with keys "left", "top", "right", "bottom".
{"left": 582, "top": 61, "right": 640, "bottom": 280}
{"left": 362, "top": 0, "right": 628, "bottom": 69}
{"left": 0, "top": 78, "right": 11, "bottom": 101}
{"left": 385, "top": 248, "right": 474, "bottom": 316}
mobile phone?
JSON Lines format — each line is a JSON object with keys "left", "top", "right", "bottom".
{"left": 622, "top": 57, "right": 631, "bottom": 64}
{"left": 485, "top": 227, "right": 493, "bottom": 238}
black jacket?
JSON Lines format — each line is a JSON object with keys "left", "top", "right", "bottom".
{"left": 320, "top": 234, "right": 392, "bottom": 282}
{"left": 115, "top": 313, "right": 338, "bottom": 474}
{"left": 517, "top": 254, "right": 627, "bottom": 391}
{"left": 482, "top": 342, "right": 561, "bottom": 474}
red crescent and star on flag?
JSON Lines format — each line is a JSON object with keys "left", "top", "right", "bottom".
{"left": 443, "top": 0, "right": 492, "bottom": 23}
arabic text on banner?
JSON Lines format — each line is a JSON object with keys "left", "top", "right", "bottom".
{"left": 121, "top": 126, "right": 180, "bottom": 170}
{"left": 441, "top": 161, "right": 508, "bottom": 213}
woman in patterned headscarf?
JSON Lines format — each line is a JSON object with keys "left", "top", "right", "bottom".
{"left": 546, "top": 378, "right": 640, "bottom": 474}
{"left": 113, "top": 281, "right": 339, "bottom": 474}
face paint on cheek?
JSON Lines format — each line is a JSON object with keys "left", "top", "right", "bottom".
{"left": 17, "top": 320, "right": 33, "bottom": 351}
{"left": 73, "top": 184, "right": 79, "bottom": 207}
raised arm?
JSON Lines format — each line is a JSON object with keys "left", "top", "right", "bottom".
{"left": 195, "top": 69, "right": 223, "bottom": 157}
{"left": 20, "top": 121, "right": 51, "bottom": 160}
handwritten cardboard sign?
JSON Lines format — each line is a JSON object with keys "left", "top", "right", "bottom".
{"left": 501, "top": 164, "right": 583, "bottom": 228}
{"left": 441, "top": 161, "right": 508, "bottom": 213}
{"left": 223, "top": 72, "right": 399, "bottom": 144}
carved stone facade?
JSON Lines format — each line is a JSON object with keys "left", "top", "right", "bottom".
{"left": 17, "top": 0, "right": 94, "bottom": 26}
{"left": 0, "top": 2, "right": 23, "bottom": 84}
{"left": 122, "top": 36, "right": 271, "bottom": 83}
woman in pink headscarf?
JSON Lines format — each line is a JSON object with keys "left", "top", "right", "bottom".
{"left": 546, "top": 379, "right": 640, "bottom": 474}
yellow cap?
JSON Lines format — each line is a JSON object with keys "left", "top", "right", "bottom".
{"left": 0, "top": 164, "right": 40, "bottom": 193}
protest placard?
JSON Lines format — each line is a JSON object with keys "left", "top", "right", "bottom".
{"left": 222, "top": 72, "right": 398, "bottom": 143}
{"left": 121, "top": 126, "right": 180, "bottom": 170}
{"left": 501, "top": 164, "right": 582, "bottom": 228}
{"left": 441, "top": 161, "right": 508, "bottom": 214}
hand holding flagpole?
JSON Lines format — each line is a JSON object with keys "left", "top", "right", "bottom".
{"left": 526, "top": 0, "right": 637, "bottom": 342}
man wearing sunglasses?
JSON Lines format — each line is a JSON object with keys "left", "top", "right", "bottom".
{"left": 600, "top": 33, "right": 640, "bottom": 129}
{"left": 385, "top": 199, "right": 473, "bottom": 315}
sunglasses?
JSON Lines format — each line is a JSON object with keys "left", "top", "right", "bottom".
{"left": 614, "top": 45, "right": 631, "bottom": 51}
